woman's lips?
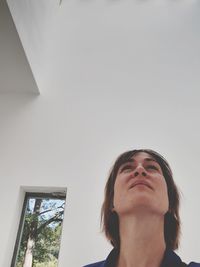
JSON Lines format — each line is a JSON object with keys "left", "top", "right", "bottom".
{"left": 129, "top": 180, "right": 153, "bottom": 190}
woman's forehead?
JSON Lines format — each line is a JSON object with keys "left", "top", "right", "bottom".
{"left": 131, "top": 151, "right": 156, "bottom": 160}
{"left": 120, "top": 151, "right": 157, "bottom": 164}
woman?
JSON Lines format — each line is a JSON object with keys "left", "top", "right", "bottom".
{"left": 84, "top": 149, "right": 200, "bottom": 267}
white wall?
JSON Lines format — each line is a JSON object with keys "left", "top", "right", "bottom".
{"left": 0, "top": 0, "right": 38, "bottom": 93}
{"left": 1, "top": 0, "right": 200, "bottom": 266}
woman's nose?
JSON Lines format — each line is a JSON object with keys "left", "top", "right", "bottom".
{"left": 133, "top": 166, "right": 147, "bottom": 177}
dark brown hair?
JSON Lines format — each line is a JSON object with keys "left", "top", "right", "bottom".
{"left": 101, "top": 149, "right": 181, "bottom": 251}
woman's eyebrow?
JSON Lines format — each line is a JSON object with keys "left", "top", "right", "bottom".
{"left": 144, "top": 158, "right": 158, "bottom": 163}
{"left": 144, "top": 158, "right": 161, "bottom": 168}
{"left": 118, "top": 159, "right": 134, "bottom": 169}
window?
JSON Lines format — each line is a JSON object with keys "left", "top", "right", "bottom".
{"left": 11, "top": 191, "right": 66, "bottom": 267}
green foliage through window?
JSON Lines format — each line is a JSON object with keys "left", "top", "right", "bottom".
{"left": 12, "top": 192, "right": 66, "bottom": 267}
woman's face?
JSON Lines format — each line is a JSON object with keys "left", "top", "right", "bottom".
{"left": 113, "top": 152, "right": 169, "bottom": 217}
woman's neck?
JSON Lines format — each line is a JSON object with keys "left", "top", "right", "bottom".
{"left": 116, "top": 213, "right": 166, "bottom": 267}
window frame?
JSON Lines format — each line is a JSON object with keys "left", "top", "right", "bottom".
{"left": 11, "top": 191, "right": 66, "bottom": 267}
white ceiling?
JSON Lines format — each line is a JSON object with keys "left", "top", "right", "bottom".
{"left": 0, "top": 0, "right": 39, "bottom": 93}
{"left": 5, "top": 0, "right": 200, "bottom": 96}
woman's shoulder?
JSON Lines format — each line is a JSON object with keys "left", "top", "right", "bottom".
{"left": 164, "top": 249, "right": 200, "bottom": 267}
{"left": 83, "top": 249, "right": 200, "bottom": 267}
{"left": 83, "top": 259, "right": 200, "bottom": 267}
{"left": 83, "top": 260, "right": 105, "bottom": 267}
{"left": 188, "top": 262, "right": 200, "bottom": 267}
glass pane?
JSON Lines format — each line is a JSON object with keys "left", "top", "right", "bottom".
{"left": 15, "top": 194, "right": 66, "bottom": 267}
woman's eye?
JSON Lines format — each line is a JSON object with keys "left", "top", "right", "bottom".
{"left": 147, "top": 165, "right": 158, "bottom": 171}
{"left": 121, "top": 165, "right": 132, "bottom": 172}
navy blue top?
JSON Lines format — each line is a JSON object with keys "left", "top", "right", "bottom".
{"left": 83, "top": 248, "right": 200, "bottom": 267}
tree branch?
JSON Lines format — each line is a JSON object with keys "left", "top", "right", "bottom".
{"left": 39, "top": 205, "right": 64, "bottom": 216}
{"left": 37, "top": 211, "right": 64, "bottom": 234}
